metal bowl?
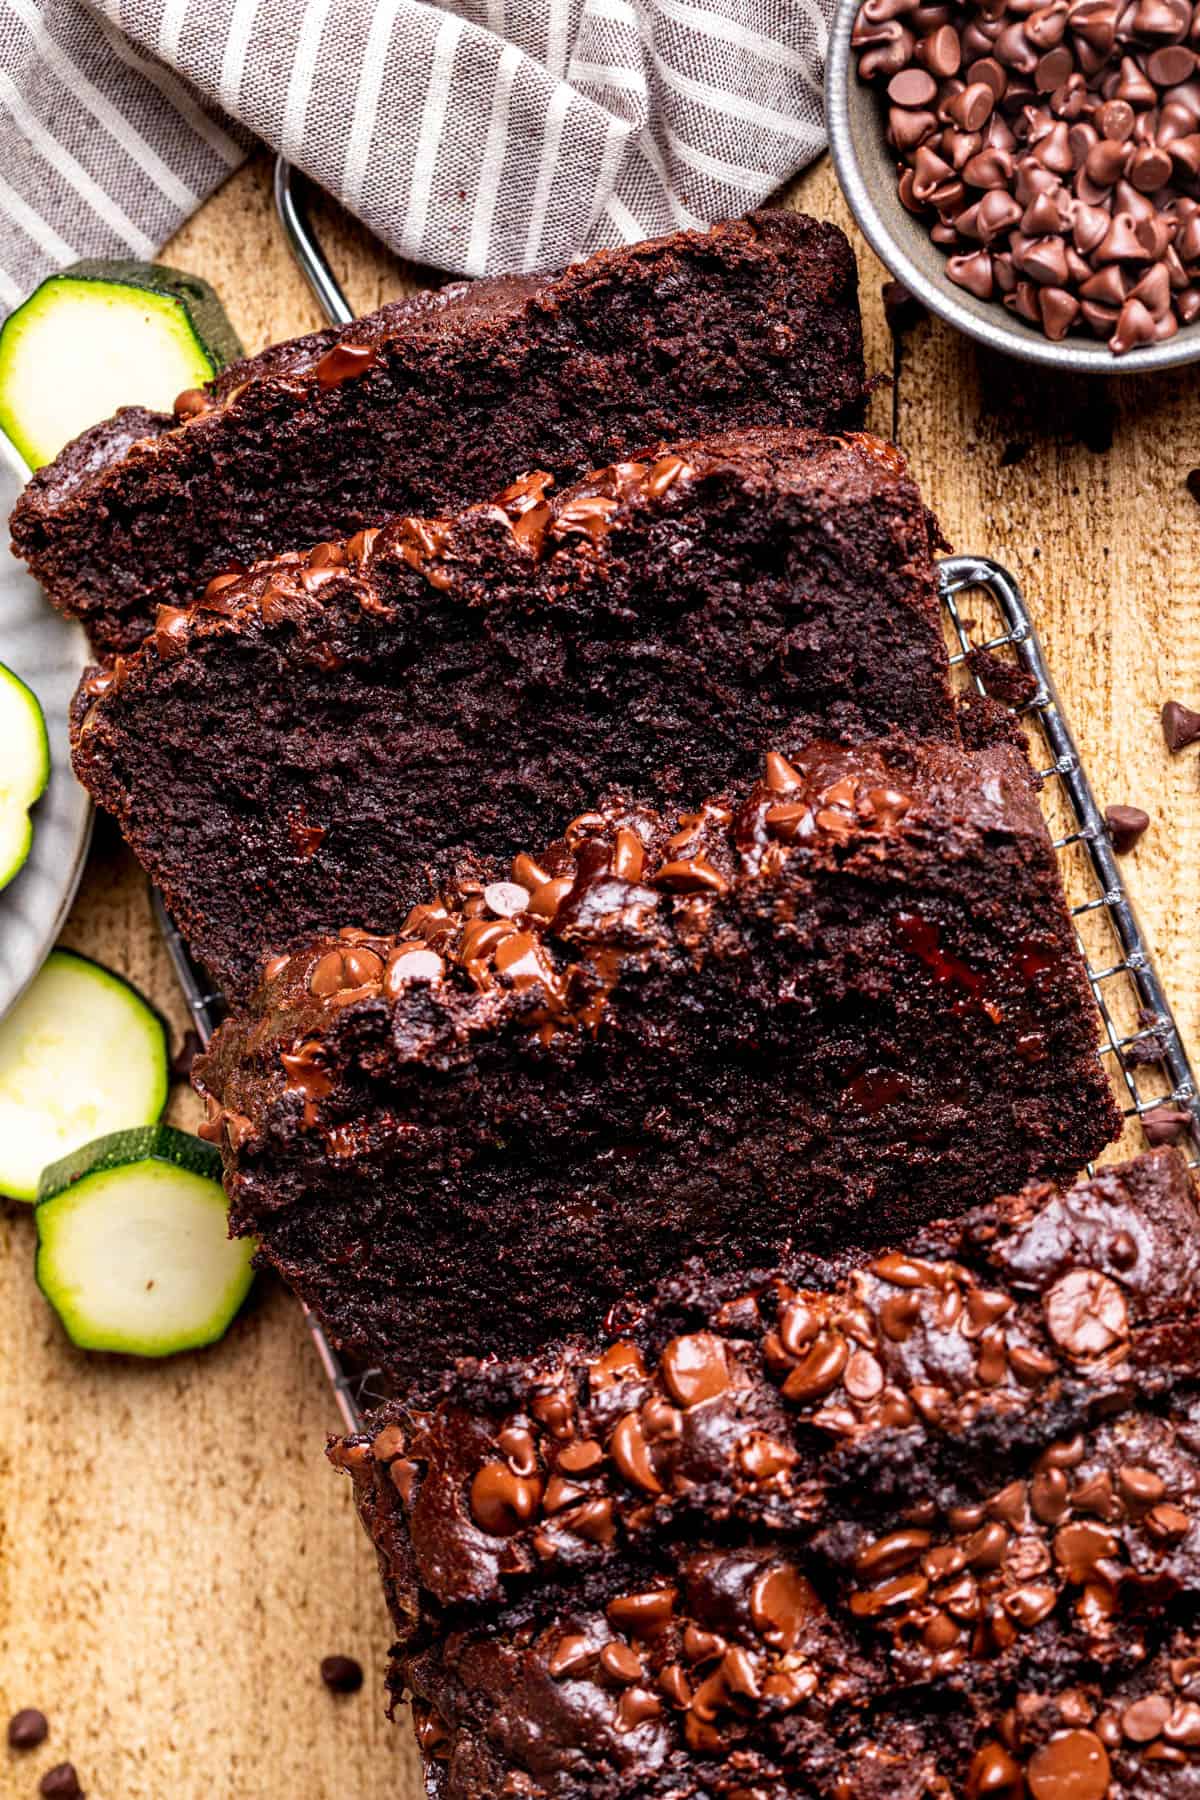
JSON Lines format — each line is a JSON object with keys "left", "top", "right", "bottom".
{"left": 825, "top": 0, "right": 1200, "bottom": 374}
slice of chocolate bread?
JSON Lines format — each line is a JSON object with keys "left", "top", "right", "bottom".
{"left": 330, "top": 1151, "right": 1200, "bottom": 1799}
{"left": 193, "top": 739, "right": 1120, "bottom": 1381}
{"left": 71, "top": 427, "right": 957, "bottom": 1000}
{"left": 12, "top": 211, "right": 867, "bottom": 655}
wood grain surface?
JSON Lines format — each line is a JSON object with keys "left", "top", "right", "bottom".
{"left": 2, "top": 147, "right": 1197, "bottom": 1800}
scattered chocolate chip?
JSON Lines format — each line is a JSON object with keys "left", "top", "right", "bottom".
{"left": 1187, "top": 468, "right": 1200, "bottom": 506}
{"left": 881, "top": 278, "right": 927, "bottom": 335}
{"left": 38, "top": 1767, "right": 81, "bottom": 1800}
{"left": 7, "top": 1710, "right": 48, "bottom": 1750}
{"left": 169, "top": 1027, "right": 202, "bottom": 1083}
{"left": 1104, "top": 804, "right": 1150, "bottom": 854}
{"left": 470, "top": 1460, "right": 543, "bottom": 1533}
{"left": 320, "top": 1655, "right": 364, "bottom": 1694}
{"left": 1142, "top": 1105, "right": 1194, "bottom": 1147}
{"left": 1163, "top": 700, "right": 1200, "bottom": 752}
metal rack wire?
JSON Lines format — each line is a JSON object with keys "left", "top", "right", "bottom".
{"left": 153, "top": 165, "right": 1200, "bottom": 1437}
{"left": 939, "top": 554, "right": 1200, "bottom": 1164}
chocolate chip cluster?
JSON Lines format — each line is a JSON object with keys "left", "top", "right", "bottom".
{"left": 852, "top": 0, "right": 1200, "bottom": 349}
{"left": 336, "top": 1150, "right": 1200, "bottom": 1797}
{"left": 842, "top": 1413, "right": 1197, "bottom": 1686}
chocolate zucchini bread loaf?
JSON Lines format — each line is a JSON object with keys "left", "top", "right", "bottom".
{"left": 194, "top": 738, "right": 1119, "bottom": 1380}
{"left": 71, "top": 427, "right": 957, "bottom": 1000}
{"left": 13, "top": 211, "right": 867, "bottom": 655}
{"left": 331, "top": 1150, "right": 1200, "bottom": 1798}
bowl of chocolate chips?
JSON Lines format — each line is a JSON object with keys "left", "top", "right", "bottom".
{"left": 827, "top": 0, "right": 1200, "bottom": 368}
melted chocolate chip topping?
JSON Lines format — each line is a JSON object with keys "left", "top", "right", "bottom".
{"left": 77, "top": 450, "right": 702, "bottom": 726}
{"left": 332, "top": 1150, "right": 1200, "bottom": 1797}
{"left": 250, "top": 743, "right": 923, "bottom": 1055}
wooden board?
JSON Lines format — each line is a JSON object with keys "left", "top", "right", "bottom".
{"left": 2, "top": 147, "right": 1197, "bottom": 1799}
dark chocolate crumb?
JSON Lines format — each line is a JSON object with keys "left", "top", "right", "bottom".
{"left": 1186, "top": 469, "right": 1200, "bottom": 506}
{"left": 1163, "top": 700, "right": 1200, "bottom": 753}
{"left": 1124, "top": 1029, "right": 1166, "bottom": 1069}
{"left": 169, "top": 1028, "right": 202, "bottom": 1084}
{"left": 38, "top": 1767, "right": 81, "bottom": 1800}
{"left": 999, "top": 441, "right": 1031, "bottom": 468}
{"left": 320, "top": 1655, "right": 364, "bottom": 1694}
{"left": 1142, "top": 1105, "right": 1194, "bottom": 1147}
{"left": 7, "top": 1710, "right": 48, "bottom": 1751}
{"left": 966, "top": 646, "right": 1038, "bottom": 709}
{"left": 881, "top": 279, "right": 926, "bottom": 337}
{"left": 1127, "top": 1008, "right": 1169, "bottom": 1068}
{"left": 1104, "top": 804, "right": 1150, "bottom": 855}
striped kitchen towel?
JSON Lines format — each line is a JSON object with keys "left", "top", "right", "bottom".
{"left": 0, "top": 0, "right": 830, "bottom": 304}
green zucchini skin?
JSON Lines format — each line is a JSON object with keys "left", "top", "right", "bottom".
{"left": 36, "top": 1124, "right": 255, "bottom": 1358}
{"left": 38, "top": 1121, "right": 221, "bottom": 1200}
{"left": 0, "top": 658, "right": 50, "bottom": 891}
{"left": 0, "top": 949, "right": 170, "bottom": 1201}
{"left": 0, "top": 259, "right": 242, "bottom": 467}
{"left": 45, "top": 260, "right": 244, "bottom": 371}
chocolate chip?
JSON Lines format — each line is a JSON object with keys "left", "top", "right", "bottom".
{"left": 750, "top": 1564, "right": 820, "bottom": 1650}
{"left": 1104, "top": 803, "right": 1149, "bottom": 853}
{"left": 547, "top": 1634, "right": 592, "bottom": 1678}
{"left": 1043, "top": 1267, "right": 1128, "bottom": 1357}
{"left": 312, "top": 341, "right": 378, "bottom": 391}
{"left": 319, "top": 1655, "right": 364, "bottom": 1694}
{"left": 1187, "top": 469, "right": 1200, "bottom": 506}
{"left": 967, "top": 1743, "right": 1023, "bottom": 1797}
{"left": 999, "top": 440, "right": 1031, "bottom": 467}
{"left": 855, "top": 0, "right": 1200, "bottom": 352}
{"left": 881, "top": 278, "right": 928, "bottom": 335}
{"left": 1163, "top": 699, "right": 1200, "bottom": 751}
{"left": 1142, "top": 1104, "right": 1194, "bottom": 1146}
{"left": 469, "top": 1462, "right": 543, "bottom": 1534}
{"left": 173, "top": 387, "right": 209, "bottom": 421}
{"left": 1026, "top": 1729, "right": 1110, "bottom": 1800}
{"left": 659, "top": 1333, "right": 729, "bottom": 1408}
{"left": 7, "top": 1710, "right": 48, "bottom": 1750}
{"left": 38, "top": 1768, "right": 82, "bottom": 1800}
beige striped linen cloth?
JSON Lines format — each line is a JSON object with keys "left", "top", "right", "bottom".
{"left": 0, "top": 0, "right": 831, "bottom": 304}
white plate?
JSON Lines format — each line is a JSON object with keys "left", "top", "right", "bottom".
{"left": 0, "top": 435, "right": 92, "bottom": 1019}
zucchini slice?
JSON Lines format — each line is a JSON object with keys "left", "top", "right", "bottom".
{"left": 36, "top": 1125, "right": 255, "bottom": 1357}
{"left": 0, "top": 661, "right": 48, "bottom": 890}
{"left": 0, "top": 260, "right": 242, "bottom": 468}
{"left": 0, "top": 949, "right": 168, "bottom": 1200}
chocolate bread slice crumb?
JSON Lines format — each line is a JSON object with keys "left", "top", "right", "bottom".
{"left": 13, "top": 212, "right": 867, "bottom": 655}
{"left": 330, "top": 1150, "right": 1200, "bottom": 1799}
{"left": 71, "top": 427, "right": 956, "bottom": 1000}
{"left": 194, "top": 739, "right": 1119, "bottom": 1381}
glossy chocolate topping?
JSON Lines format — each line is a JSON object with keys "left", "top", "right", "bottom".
{"left": 16, "top": 210, "right": 867, "bottom": 655}
{"left": 71, "top": 424, "right": 957, "bottom": 1003}
{"left": 193, "top": 732, "right": 1118, "bottom": 1383}
{"left": 333, "top": 1152, "right": 1200, "bottom": 1799}
{"left": 198, "top": 735, "right": 1067, "bottom": 1133}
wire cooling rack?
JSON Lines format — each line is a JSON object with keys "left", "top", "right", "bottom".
{"left": 154, "top": 166, "right": 1200, "bottom": 1436}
